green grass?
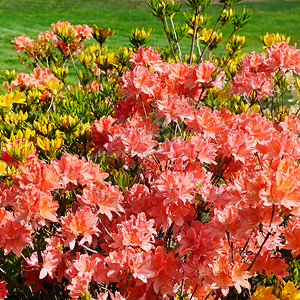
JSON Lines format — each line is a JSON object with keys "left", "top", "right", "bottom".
{"left": 0, "top": 0, "right": 300, "bottom": 73}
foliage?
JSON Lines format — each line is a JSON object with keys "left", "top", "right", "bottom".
{"left": 0, "top": 1, "right": 300, "bottom": 299}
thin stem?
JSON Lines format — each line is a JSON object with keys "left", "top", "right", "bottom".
{"left": 226, "top": 231, "right": 234, "bottom": 263}
{"left": 189, "top": 283, "right": 199, "bottom": 300}
{"left": 208, "top": 49, "right": 212, "bottom": 59}
{"left": 258, "top": 100, "right": 264, "bottom": 116}
{"left": 212, "top": 156, "right": 233, "bottom": 186}
{"left": 271, "top": 97, "right": 274, "bottom": 120}
{"left": 198, "top": 5, "right": 226, "bottom": 63}
{"left": 33, "top": 233, "right": 43, "bottom": 264}
{"left": 25, "top": 52, "right": 38, "bottom": 70}
{"left": 180, "top": 278, "right": 185, "bottom": 298}
{"left": 204, "top": 291, "right": 213, "bottom": 300}
{"left": 196, "top": 85, "right": 205, "bottom": 108}
{"left": 68, "top": 46, "right": 84, "bottom": 86}
{"left": 189, "top": 7, "right": 199, "bottom": 65}
{"left": 220, "top": 28, "right": 237, "bottom": 59}
{"left": 251, "top": 275, "right": 267, "bottom": 292}
{"left": 176, "top": 121, "right": 183, "bottom": 137}
{"left": 196, "top": 32, "right": 202, "bottom": 60}
{"left": 140, "top": 94, "right": 148, "bottom": 118}
{"left": 247, "top": 231, "right": 271, "bottom": 272}
{"left": 269, "top": 204, "right": 275, "bottom": 228}
{"left": 246, "top": 205, "right": 276, "bottom": 272}
{"left": 170, "top": 16, "right": 183, "bottom": 62}
{"left": 99, "top": 218, "right": 114, "bottom": 241}
{"left": 46, "top": 56, "right": 50, "bottom": 69}
{"left": 82, "top": 244, "right": 99, "bottom": 254}
{"left": 161, "top": 17, "right": 177, "bottom": 62}
{"left": 273, "top": 70, "right": 284, "bottom": 89}
{"left": 165, "top": 222, "right": 174, "bottom": 248}
{"left": 34, "top": 54, "right": 44, "bottom": 68}
{"left": 47, "top": 95, "right": 55, "bottom": 111}
{"left": 240, "top": 238, "right": 250, "bottom": 257}
{"left": 254, "top": 152, "right": 263, "bottom": 170}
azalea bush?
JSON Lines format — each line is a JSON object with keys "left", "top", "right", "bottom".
{"left": 0, "top": 0, "right": 300, "bottom": 299}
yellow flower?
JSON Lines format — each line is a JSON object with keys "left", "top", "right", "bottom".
{"left": 262, "top": 33, "right": 290, "bottom": 48}
{"left": 36, "top": 135, "right": 63, "bottom": 159}
{"left": 5, "top": 139, "right": 34, "bottom": 164}
{"left": 4, "top": 110, "right": 28, "bottom": 126}
{"left": 280, "top": 281, "right": 300, "bottom": 300}
{"left": 0, "top": 161, "right": 7, "bottom": 176}
{"left": 46, "top": 80, "right": 63, "bottom": 96}
{"left": 92, "top": 25, "right": 114, "bottom": 46}
{"left": 251, "top": 286, "right": 279, "bottom": 300}
{"left": 0, "top": 91, "right": 26, "bottom": 109}
{"left": 199, "top": 28, "right": 222, "bottom": 51}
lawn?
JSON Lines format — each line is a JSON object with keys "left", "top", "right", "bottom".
{"left": 0, "top": 0, "right": 299, "bottom": 73}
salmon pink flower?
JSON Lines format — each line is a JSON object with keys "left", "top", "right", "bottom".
{"left": 14, "top": 155, "right": 60, "bottom": 192}
{"left": 38, "top": 30, "right": 56, "bottom": 43}
{"left": 53, "top": 154, "right": 100, "bottom": 187}
{"left": 91, "top": 115, "right": 117, "bottom": 152}
{"left": 74, "top": 24, "right": 93, "bottom": 40}
{"left": 156, "top": 94, "right": 194, "bottom": 126}
{"left": 78, "top": 183, "right": 124, "bottom": 220}
{"left": 206, "top": 253, "right": 251, "bottom": 296}
{"left": 230, "top": 69, "right": 274, "bottom": 100}
{"left": 154, "top": 171, "right": 197, "bottom": 206}
{"left": 150, "top": 246, "right": 183, "bottom": 296}
{"left": 106, "top": 247, "right": 155, "bottom": 284}
{"left": 0, "top": 281, "right": 8, "bottom": 299}
{"left": 190, "top": 134, "right": 217, "bottom": 164}
{"left": 14, "top": 189, "right": 59, "bottom": 225}
{"left": 30, "top": 67, "right": 59, "bottom": 86}
{"left": 11, "top": 73, "right": 35, "bottom": 89}
{"left": 0, "top": 208, "right": 32, "bottom": 257}
{"left": 67, "top": 274, "right": 91, "bottom": 299}
{"left": 129, "top": 65, "right": 158, "bottom": 97}
{"left": 11, "top": 34, "right": 34, "bottom": 52}
{"left": 185, "top": 61, "right": 225, "bottom": 91}
{"left": 218, "top": 128, "right": 256, "bottom": 163}
{"left": 96, "top": 291, "right": 126, "bottom": 300}
{"left": 167, "top": 62, "right": 190, "bottom": 85}
{"left": 110, "top": 213, "right": 156, "bottom": 252}
{"left": 61, "top": 207, "right": 100, "bottom": 249}
{"left": 240, "top": 52, "right": 272, "bottom": 75}
{"left": 250, "top": 251, "right": 289, "bottom": 280}
{"left": 266, "top": 41, "right": 300, "bottom": 74}
{"left": 39, "top": 246, "right": 63, "bottom": 279}
{"left": 120, "top": 125, "right": 157, "bottom": 159}
{"left": 131, "top": 46, "right": 163, "bottom": 71}
{"left": 281, "top": 217, "right": 300, "bottom": 257}
{"left": 66, "top": 253, "right": 96, "bottom": 280}
{"left": 185, "top": 106, "right": 224, "bottom": 138}
{"left": 279, "top": 114, "right": 300, "bottom": 134}
{"left": 176, "top": 221, "right": 221, "bottom": 259}
{"left": 124, "top": 184, "right": 152, "bottom": 216}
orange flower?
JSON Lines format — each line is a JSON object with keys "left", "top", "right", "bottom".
{"left": 11, "top": 34, "right": 34, "bottom": 52}
{"left": 110, "top": 212, "right": 156, "bottom": 252}
{"left": 61, "top": 207, "right": 100, "bottom": 250}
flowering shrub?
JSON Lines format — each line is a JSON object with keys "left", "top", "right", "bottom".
{"left": 0, "top": 0, "right": 300, "bottom": 299}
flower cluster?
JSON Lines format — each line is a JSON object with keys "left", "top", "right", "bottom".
{"left": 231, "top": 42, "right": 300, "bottom": 101}
{"left": 0, "top": 16, "right": 300, "bottom": 300}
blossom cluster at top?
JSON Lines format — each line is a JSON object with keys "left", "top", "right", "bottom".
{"left": 231, "top": 41, "right": 300, "bottom": 100}
{"left": 0, "top": 19, "right": 300, "bottom": 300}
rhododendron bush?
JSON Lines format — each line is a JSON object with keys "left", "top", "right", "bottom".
{"left": 1, "top": 0, "right": 300, "bottom": 299}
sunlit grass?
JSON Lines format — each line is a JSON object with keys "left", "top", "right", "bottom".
{"left": 0, "top": 0, "right": 299, "bottom": 73}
